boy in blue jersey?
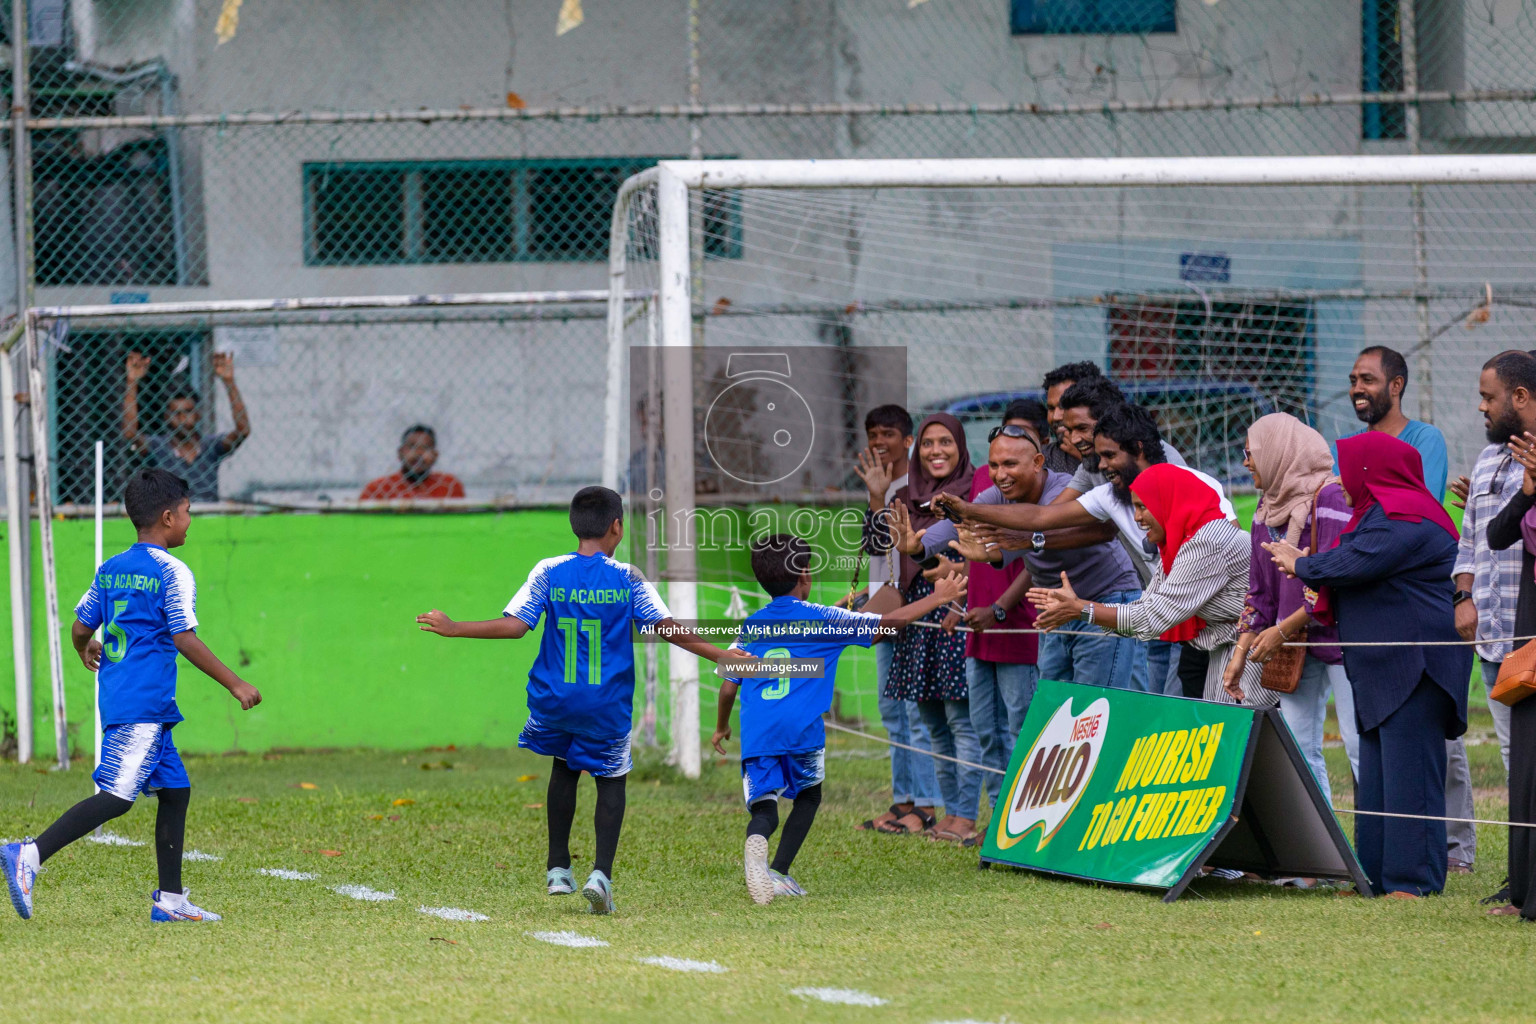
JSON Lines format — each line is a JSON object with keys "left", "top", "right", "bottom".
{"left": 3, "top": 469, "right": 262, "bottom": 923}
{"left": 417, "top": 485, "right": 733, "bottom": 914}
{"left": 713, "top": 533, "right": 966, "bottom": 904}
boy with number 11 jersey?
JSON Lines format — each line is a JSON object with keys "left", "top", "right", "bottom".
{"left": 418, "top": 486, "right": 735, "bottom": 915}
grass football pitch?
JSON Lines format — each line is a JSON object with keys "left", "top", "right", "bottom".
{"left": 1, "top": 718, "right": 1530, "bottom": 1024}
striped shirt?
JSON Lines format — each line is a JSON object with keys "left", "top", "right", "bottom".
{"left": 1113, "top": 519, "right": 1251, "bottom": 652}
{"left": 1452, "top": 443, "right": 1526, "bottom": 663}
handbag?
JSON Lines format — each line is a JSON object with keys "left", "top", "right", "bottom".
{"left": 1258, "top": 484, "right": 1328, "bottom": 695}
{"left": 1492, "top": 640, "right": 1536, "bottom": 706}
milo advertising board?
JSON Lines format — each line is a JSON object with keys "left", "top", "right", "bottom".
{"left": 980, "top": 680, "right": 1369, "bottom": 900}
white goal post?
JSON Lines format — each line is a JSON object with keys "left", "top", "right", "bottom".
{"left": 602, "top": 154, "right": 1536, "bottom": 781}
{"left": 4, "top": 287, "right": 645, "bottom": 768}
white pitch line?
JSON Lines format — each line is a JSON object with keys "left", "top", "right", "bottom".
{"left": 637, "top": 956, "right": 728, "bottom": 973}
{"left": 527, "top": 930, "right": 609, "bottom": 948}
{"left": 257, "top": 867, "right": 318, "bottom": 881}
{"left": 419, "top": 905, "right": 489, "bottom": 921}
{"left": 333, "top": 884, "right": 397, "bottom": 902}
{"left": 87, "top": 831, "right": 144, "bottom": 847}
{"left": 791, "top": 988, "right": 889, "bottom": 1007}
{"left": 183, "top": 849, "right": 222, "bottom": 862}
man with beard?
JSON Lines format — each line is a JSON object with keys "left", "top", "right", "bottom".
{"left": 895, "top": 424, "right": 1141, "bottom": 690}
{"left": 123, "top": 350, "right": 251, "bottom": 502}
{"left": 360, "top": 424, "right": 466, "bottom": 500}
{"left": 1451, "top": 351, "right": 1532, "bottom": 811}
{"left": 1339, "top": 345, "right": 1449, "bottom": 498}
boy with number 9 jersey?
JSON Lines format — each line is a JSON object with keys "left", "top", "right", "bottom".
{"left": 417, "top": 486, "right": 733, "bottom": 915}
{"left": 714, "top": 534, "right": 966, "bottom": 904}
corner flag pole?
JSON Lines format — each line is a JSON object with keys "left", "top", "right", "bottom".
{"left": 93, "top": 440, "right": 102, "bottom": 788}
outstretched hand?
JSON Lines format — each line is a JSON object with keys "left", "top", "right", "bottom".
{"left": 1261, "top": 540, "right": 1308, "bottom": 579}
{"left": 931, "top": 569, "right": 968, "bottom": 608}
{"left": 1026, "top": 572, "right": 1081, "bottom": 632}
{"left": 855, "top": 447, "right": 894, "bottom": 502}
{"left": 948, "top": 524, "right": 998, "bottom": 564}
{"left": 887, "top": 499, "right": 926, "bottom": 557}
{"left": 416, "top": 610, "right": 457, "bottom": 636}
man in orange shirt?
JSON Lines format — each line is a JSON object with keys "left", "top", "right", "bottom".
{"left": 359, "top": 425, "right": 466, "bottom": 501}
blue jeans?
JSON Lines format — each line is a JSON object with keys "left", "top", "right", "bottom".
{"left": 917, "top": 698, "right": 984, "bottom": 821}
{"left": 1277, "top": 654, "right": 1335, "bottom": 805}
{"left": 1037, "top": 588, "right": 1142, "bottom": 691}
{"left": 876, "top": 641, "right": 940, "bottom": 807}
{"left": 1150, "top": 639, "right": 1183, "bottom": 696}
{"left": 1328, "top": 661, "right": 1360, "bottom": 781}
{"left": 967, "top": 658, "right": 1039, "bottom": 806}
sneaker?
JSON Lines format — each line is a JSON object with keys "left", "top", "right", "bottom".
{"left": 2, "top": 840, "right": 37, "bottom": 920}
{"left": 744, "top": 835, "right": 773, "bottom": 905}
{"left": 150, "top": 889, "right": 222, "bottom": 922}
{"left": 547, "top": 866, "right": 576, "bottom": 896}
{"left": 580, "top": 870, "right": 614, "bottom": 915}
{"left": 769, "top": 869, "right": 806, "bottom": 897}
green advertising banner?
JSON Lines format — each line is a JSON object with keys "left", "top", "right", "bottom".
{"left": 980, "top": 680, "right": 1369, "bottom": 900}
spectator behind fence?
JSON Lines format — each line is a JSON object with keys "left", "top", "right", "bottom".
{"left": 1268, "top": 432, "right": 1469, "bottom": 898}
{"left": 1040, "top": 361, "right": 1101, "bottom": 474}
{"left": 876, "top": 413, "right": 981, "bottom": 845}
{"left": 1339, "top": 344, "right": 1474, "bottom": 871}
{"left": 1225, "top": 413, "right": 1358, "bottom": 805}
{"left": 1029, "top": 463, "right": 1271, "bottom": 708}
{"left": 1486, "top": 421, "right": 1536, "bottom": 920}
{"left": 123, "top": 351, "right": 250, "bottom": 502}
{"left": 360, "top": 425, "right": 466, "bottom": 501}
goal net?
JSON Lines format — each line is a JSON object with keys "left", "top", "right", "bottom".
{"left": 611, "top": 156, "right": 1536, "bottom": 776}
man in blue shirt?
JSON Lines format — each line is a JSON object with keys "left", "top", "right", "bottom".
{"left": 4, "top": 469, "right": 262, "bottom": 924}
{"left": 417, "top": 485, "right": 731, "bottom": 915}
{"left": 1338, "top": 345, "right": 1449, "bottom": 498}
{"left": 713, "top": 533, "right": 965, "bottom": 904}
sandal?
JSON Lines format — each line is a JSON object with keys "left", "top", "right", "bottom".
{"left": 928, "top": 817, "right": 978, "bottom": 844}
{"left": 857, "top": 804, "right": 907, "bottom": 832}
{"left": 882, "top": 807, "right": 936, "bottom": 835}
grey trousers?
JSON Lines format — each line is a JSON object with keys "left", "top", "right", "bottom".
{"left": 1445, "top": 737, "right": 1476, "bottom": 865}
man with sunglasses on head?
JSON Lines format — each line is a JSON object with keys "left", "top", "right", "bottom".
{"left": 888, "top": 419, "right": 1143, "bottom": 692}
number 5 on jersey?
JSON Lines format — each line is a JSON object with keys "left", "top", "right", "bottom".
{"left": 556, "top": 617, "right": 602, "bottom": 685}
{"left": 104, "top": 599, "right": 130, "bottom": 662}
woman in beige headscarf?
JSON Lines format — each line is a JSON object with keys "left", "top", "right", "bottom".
{"left": 1224, "top": 413, "right": 1358, "bottom": 805}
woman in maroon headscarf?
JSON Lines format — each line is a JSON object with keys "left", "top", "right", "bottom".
{"left": 1264, "top": 432, "right": 1470, "bottom": 898}
{"left": 879, "top": 413, "right": 982, "bottom": 843}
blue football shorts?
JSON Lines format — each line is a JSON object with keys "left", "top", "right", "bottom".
{"left": 741, "top": 748, "right": 826, "bottom": 807}
{"left": 518, "top": 713, "right": 633, "bottom": 778}
{"left": 93, "top": 723, "right": 189, "bottom": 801}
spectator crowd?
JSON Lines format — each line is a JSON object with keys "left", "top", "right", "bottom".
{"left": 853, "top": 345, "right": 1536, "bottom": 914}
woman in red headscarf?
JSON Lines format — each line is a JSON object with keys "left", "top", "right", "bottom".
{"left": 1264, "top": 431, "right": 1470, "bottom": 898}
{"left": 1026, "top": 463, "right": 1271, "bottom": 707}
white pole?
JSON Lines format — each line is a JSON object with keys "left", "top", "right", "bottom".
{"left": 93, "top": 439, "right": 103, "bottom": 772}
{"left": 1, "top": 344, "right": 31, "bottom": 763}
{"left": 603, "top": 168, "right": 660, "bottom": 490}
{"left": 655, "top": 154, "right": 1536, "bottom": 190}
{"left": 25, "top": 316, "right": 68, "bottom": 770}
{"left": 656, "top": 167, "right": 699, "bottom": 780}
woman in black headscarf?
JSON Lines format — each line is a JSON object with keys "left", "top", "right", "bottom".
{"left": 881, "top": 413, "right": 982, "bottom": 843}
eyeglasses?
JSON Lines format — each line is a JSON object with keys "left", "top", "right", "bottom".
{"left": 1242, "top": 447, "right": 1253, "bottom": 461}
{"left": 988, "top": 423, "right": 1040, "bottom": 451}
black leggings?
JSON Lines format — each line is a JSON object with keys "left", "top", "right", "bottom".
{"left": 748, "top": 784, "right": 823, "bottom": 875}
{"left": 545, "top": 758, "right": 627, "bottom": 878}
{"left": 34, "top": 786, "right": 190, "bottom": 894}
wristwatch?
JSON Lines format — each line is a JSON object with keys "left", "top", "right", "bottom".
{"left": 991, "top": 603, "right": 1007, "bottom": 622}
{"left": 1080, "top": 601, "right": 1095, "bottom": 622}
{"left": 1031, "top": 531, "right": 1046, "bottom": 554}
{"left": 1452, "top": 589, "right": 1473, "bottom": 606}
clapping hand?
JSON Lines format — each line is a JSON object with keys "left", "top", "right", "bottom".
{"left": 1261, "top": 540, "right": 1308, "bottom": 579}
{"left": 1510, "top": 432, "right": 1536, "bottom": 496}
{"left": 1026, "top": 572, "right": 1082, "bottom": 632}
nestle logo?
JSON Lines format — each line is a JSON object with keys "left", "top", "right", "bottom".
{"left": 1179, "top": 252, "right": 1230, "bottom": 283}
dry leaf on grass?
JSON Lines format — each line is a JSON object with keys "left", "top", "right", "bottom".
{"left": 320, "top": 849, "right": 343, "bottom": 857}
{"left": 517, "top": 774, "right": 539, "bottom": 782}
{"left": 1094, "top": 922, "right": 1113, "bottom": 930}
{"left": 525, "top": 803, "right": 544, "bottom": 810}
{"left": 392, "top": 798, "right": 414, "bottom": 806}
{"left": 430, "top": 936, "right": 459, "bottom": 945}
{"left": 236, "top": 797, "right": 258, "bottom": 804}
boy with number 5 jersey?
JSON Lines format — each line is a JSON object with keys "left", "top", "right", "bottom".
{"left": 714, "top": 534, "right": 967, "bottom": 905}
{"left": 417, "top": 486, "right": 735, "bottom": 915}
{"left": 4, "top": 469, "right": 262, "bottom": 923}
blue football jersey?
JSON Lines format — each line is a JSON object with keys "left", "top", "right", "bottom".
{"left": 74, "top": 542, "right": 198, "bottom": 727}
{"left": 725, "top": 596, "right": 882, "bottom": 758}
{"left": 504, "top": 552, "right": 670, "bottom": 740}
